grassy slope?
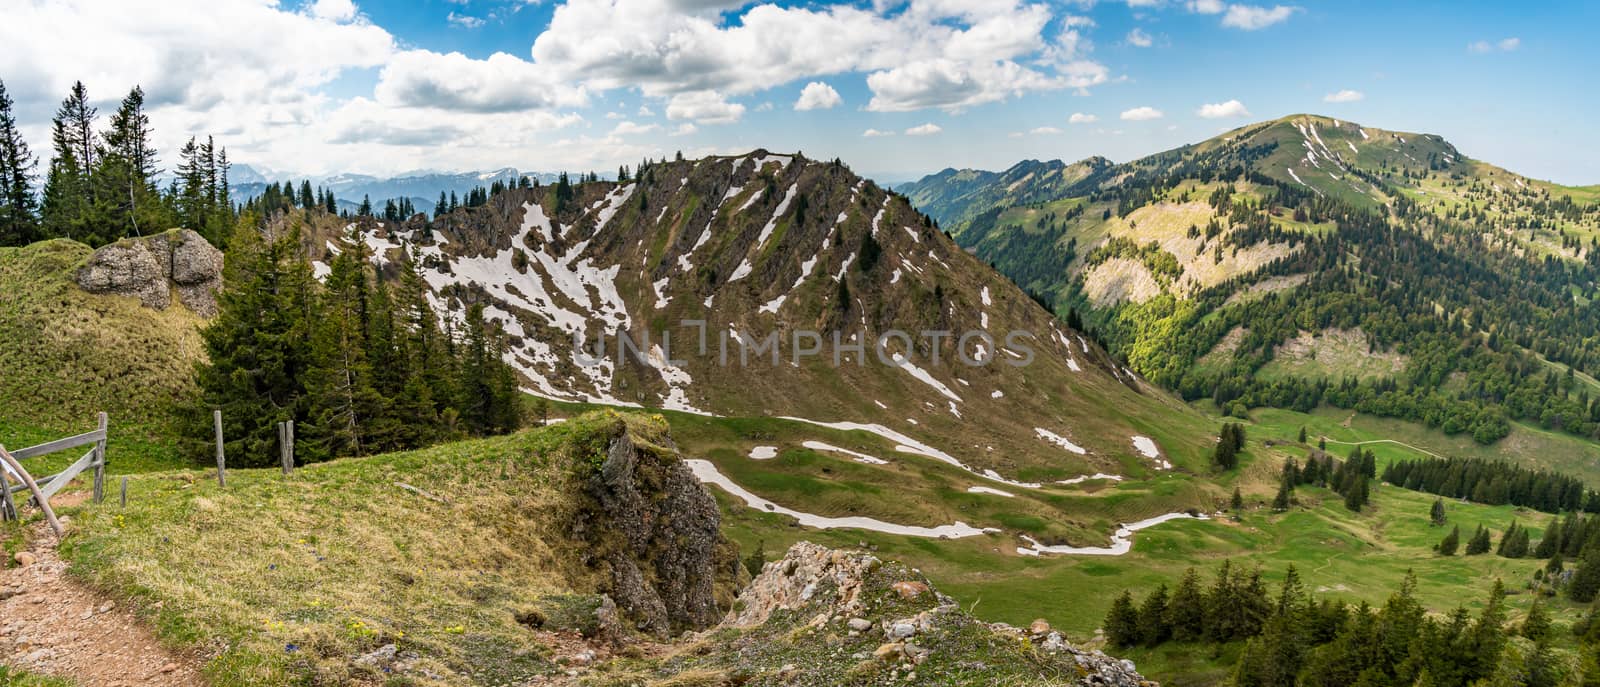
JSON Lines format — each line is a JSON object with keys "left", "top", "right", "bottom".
{"left": 58, "top": 411, "right": 670, "bottom": 686}
{"left": 0, "top": 239, "right": 203, "bottom": 475}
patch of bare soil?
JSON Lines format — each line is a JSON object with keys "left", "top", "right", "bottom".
{"left": 1, "top": 518, "right": 206, "bottom": 687}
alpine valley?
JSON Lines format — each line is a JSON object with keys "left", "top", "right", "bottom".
{"left": 5, "top": 67, "right": 1600, "bottom": 687}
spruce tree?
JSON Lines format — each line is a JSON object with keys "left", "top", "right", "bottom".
{"left": 1137, "top": 584, "right": 1171, "bottom": 647}
{"left": 1167, "top": 568, "right": 1207, "bottom": 642}
{"left": 1572, "top": 554, "right": 1600, "bottom": 603}
{"left": 1438, "top": 525, "right": 1461, "bottom": 556}
{"left": 304, "top": 239, "right": 385, "bottom": 460}
{"left": 189, "top": 216, "right": 316, "bottom": 466}
{"left": 1104, "top": 590, "right": 1141, "bottom": 648}
{"left": 1231, "top": 486, "right": 1244, "bottom": 512}
{"left": 1466, "top": 525, "right": 1493, "bottom": 555}
{"left": 99, "top": 85, "right": 165, "bottom": 238}
{"left": 41, "top": 81, "right": 97, "bottom": 242}
{"left": 1430, "top": 497, "right": 1447, "bottom": 526}
{"left": 0, "top": 79, "right": 40, "bottom": 246}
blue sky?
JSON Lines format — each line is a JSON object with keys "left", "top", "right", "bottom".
{"left": 3, "top": 0, "right": 1596, "bottom": 185}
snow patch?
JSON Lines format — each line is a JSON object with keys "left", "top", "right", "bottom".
{"left": 1035, "top": 427, "right": 1088, "bottom": 455}
{"left": 1016, "top": 513, "right": 1208, "bottom": 556}
{"left": 802, "top": 440, "right": 889, "bottom": 465}
{"left": 967, "top": 486, "right": 1015, "bottom": 498}
{"left": 748, "top": 446, "right": 778, "bottom": 460}
{"left": 687, "top": 459, "right": 997, "bottom": 539}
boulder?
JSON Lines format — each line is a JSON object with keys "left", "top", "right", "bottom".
{"left": 571, "top": 426, "right": 738, "bottom": 638}
{"left": 75, "top": 229, "right": 224, "bottom": 317}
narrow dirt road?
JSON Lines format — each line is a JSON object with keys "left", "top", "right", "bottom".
{"left": 1, "top": 516, "right": 206, "bottom": 687}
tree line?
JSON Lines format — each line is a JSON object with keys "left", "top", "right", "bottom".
{"left": 0, "top": 78, "right": 236, "bottom": 248}
{"left": 1107, "top": 563, "right": 1550, "bottom": 687}
{"left": 186, "top": 210, "right": 524, "bottom": 467}
{"left": 1383, "top": 456, "right": 1596, "bottom": 514}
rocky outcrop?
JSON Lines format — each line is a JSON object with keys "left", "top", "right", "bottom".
{"left": 569, "top": 422, "right": 741, "bottom": 638}
{"left": 651, "top": 541, "right": 1155, "bottom": 686}
{"left": 75, "top": 229, "right": 223, "bottom": 317}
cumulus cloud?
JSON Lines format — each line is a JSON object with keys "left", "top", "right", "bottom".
{"left": 904, "top": 123, "right": 943, "bottom": 136}
{"left": 375, "top": 50, "right": 588, "bottom": 113}
{"left": 1068, "top": 112, "right": 1098, "bottom": 124}
{"left": 1221, "top": 4, "right": 1295, "bottom": 30}
{"left": 1030, "top": 126, "right": 1063, "bottom": 135}
{"left": 446, "top": 12, "right": 485, "bottom": 29}
{"left": 665, "top": 91, "right": 746, "bottom": 124}
{"left": 610, "top": 121, "right": 660, "bottom": 136}
{"left": 1196, "top": 99, "right": 1250, "bottom": 118}
{"left": 638, "top": 104, "right": 655, "bottom": 116}
{"left": 862, "top": 128, "right": 895, "bottom": 137}
{"left": 1126, "top": 28, "right": 1153, "bottom": 47}
{"left": 1187, "top": 0, "right": 1225, "bottom": 13}
{"left": 670, "top": 123, "right": 698, "bottom": 136}
{"left": 1323, "top": 89, "right": 1364, "bottom": 103}
{"left": 531, "top": 0, "right": 1104, "bottom": 113}
{"left": 794, "top": 82, "right": 842, "bottom": 111}
{"left": 1120, "top": 106, "right": 1164, "bottom": 121}
{"left": 1469, "top": 37, "right": 1521, "bottom": 53}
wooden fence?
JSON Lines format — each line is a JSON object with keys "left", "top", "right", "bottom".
{"left": 1, "top": 412, "right": 108, "bottom": 521}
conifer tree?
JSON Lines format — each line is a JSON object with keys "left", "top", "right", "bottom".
{"left": 1231, "top": 486, "right": 1244, "bottom": 512}
{"left": 1572, "top": 554, "right": 1600, "bottom": 603}
{"left": 1438, "top": 525, "right": 1461, "bottom": 556}
{"left": 0, "top": 79, "right": 39, "bottom": 246}
{"left": 1466, "top": 525, "right": 1493, "bottom": 555}
{"left": 1104, "top": 590, "right": 1141, "bottom": 649}
{"left": 1137, "top": 584, "right": 1171, "bottom": 647}
{"left": 303, "top": 238, "right": 385, "bottom": 459}
{"left": 99, "top": 85, "right": 164, "bottom": 237}
{"left": 1430, "top": 497, "right": 1447, "bottom": 526}
{"left": 189, "top": 216, "right": 316, "bottom": 466}
{"left": 41, "top": 81, "right": 97, "bottom": 242}
{"left": 1167, "top": 568, "right": 1207, "bottom": 642}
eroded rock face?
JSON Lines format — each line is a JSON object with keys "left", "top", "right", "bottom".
{"left": 575, "top": 430, "right": 739, "bottom": 637}
{"left": 75, "top": 230, "right": 223, "bottom": 317}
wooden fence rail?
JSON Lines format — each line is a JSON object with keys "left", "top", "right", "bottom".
{"left": 1, "top": 412, "right": 108, "bottom": 522}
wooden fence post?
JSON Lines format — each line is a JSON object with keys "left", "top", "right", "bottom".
{"left": 0, "top": 446, "right": 62, "bottom": 539}
{"left": 92, "top": 411, "right": 107, "bottom": 504}
{"left": 120, "top": 476, "right": 128, "bottom": 507}
{"left": 287, "top": 420, "right": 295, "bottom": 470}
{"left": 0, "top": 473, "right": 15, "bottom": 522}
{"left": 213, "top": 410, "right": 226, "bottom": 488}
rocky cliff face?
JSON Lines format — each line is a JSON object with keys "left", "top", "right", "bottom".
{"left": 566, "top": 419, "right": 742, "bottom": 638}
{"left": 75, "top": 229, "right": 223, "bottom": 317}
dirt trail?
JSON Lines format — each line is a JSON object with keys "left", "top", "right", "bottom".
{"left": 1, "top": 513, "right": 206, "bottom": 687}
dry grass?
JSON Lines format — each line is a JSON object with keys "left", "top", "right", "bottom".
{"left": 60, "top": 411, "right": 662, "bottom": 686}
{"left": 0, "top": 239, "right": 205, "bottom": 473}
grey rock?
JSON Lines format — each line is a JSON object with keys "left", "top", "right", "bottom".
{"left": 847, "top": 617, "right": 873, "bottom": 632}
{"left": 76, "top": 229, "right": 223, "bottom": 317}
{"left": 576, "top": 431, "right": 733, "bottom": 638}
{"left": 886, "top": 622, "right": 917, "bottom": 640}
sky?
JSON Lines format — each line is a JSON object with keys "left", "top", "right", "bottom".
{"left": 2, "top": 0, "right": 1596, "bottom": 186}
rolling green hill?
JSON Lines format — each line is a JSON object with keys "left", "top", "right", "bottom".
{"left": 903, "top": 115, "right": 1600, "bottom": 467}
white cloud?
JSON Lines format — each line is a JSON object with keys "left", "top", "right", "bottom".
{"left": 1126, "top": 28, "right": 1153, "bottom": 47}
{"left": 610, "top": 121, "right": 659, "bottom": 136}
{"left": 638, "top": 104, "right": 655, "bottom": 117}
{"left": 1120, "top": 106, "right": 1164, "bottom": 121}
{"left": 446, "top": 12, "right": 485, "bottom": 29}
{"left": 862, "top": 128, "right": 895, "bottom": 137}
{"left": 375, "top": 50, "right": 588, "bottom": 113}
{"left": 1030, "top": 126, "right": 1064, "bottom": 135}
{"left": 904, "top": 123, "right": 943, "bottom": 136}
{"left": 1186, "top": 0, "right": 1225, "bottom": 13}
{"left": 1323, "top": 89, "right": 1364, "bottom": 103}
{"left": 1469, "top": 37, "right": 1521, "bottom": 53}
{"left": 1068, "top": 112, "right": 1098, "bottom": 124}
{"left": 1221, "top": 4, "right": 1295, "bottom": 30}
{"left": 531, "top": 0, "right": 1104, "bottom": 113}
{"left": 309, "top": 0, "right": 358, "bottom": 22}
{"left": 670, "top": 123, "right": 698, "bottom": 136}
{"left": 1196, "top": 99, "right": 1250, "bottom": 118}
{"left": 665, "top": 91, "right": 746, "bottom": 124}
{"left": 794, "top": 82, "right": 842, "bottom": 111}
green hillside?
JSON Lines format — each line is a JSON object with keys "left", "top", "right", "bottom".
{"left": 904, "top": 114, "right": 1600, "bottom": 466}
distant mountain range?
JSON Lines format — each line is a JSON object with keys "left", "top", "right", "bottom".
{"left": 227, "top": 166, "right": 563, "bottom": 216}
